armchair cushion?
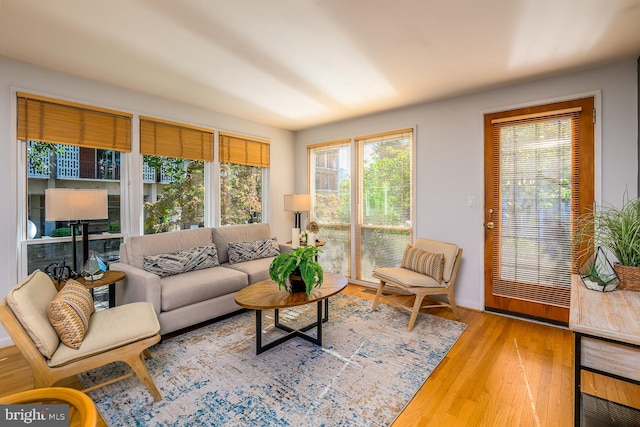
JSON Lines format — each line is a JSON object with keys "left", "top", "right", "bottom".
{"left": 401, "top": 245, "right": 444, "bottom": 281}
{"left": 373, "top": 266, "right": 444, "bottom": 288}
{"left": 47, "top": 280, "right": 95, "bottom": 349}
{"left": 48, "top": 302, "right": 160, "bottom": 367}
{"left": 6, "top": 270, "right": 60, "bottom": 359}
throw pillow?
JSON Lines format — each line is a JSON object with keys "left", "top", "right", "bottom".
{"left": 143, "top": 245, "right": 220, "bottom": 278}
{"left": 401, "top": 245, "right": 445, "bottom": 282}
{"left": 228, "top": 237, "right": 280, "bottom": 264}
{"left": 47, "top": 280, "right": 95, "bottom": 349}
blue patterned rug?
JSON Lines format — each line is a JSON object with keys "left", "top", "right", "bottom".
{"left": 79, "top": 293, "right": 466, "bottom": 426}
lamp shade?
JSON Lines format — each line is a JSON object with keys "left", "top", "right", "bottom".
{"left": 284, "top": 194, "right": 311, "bottom": 212}
{"left": 45, "top": 189, "right": 108, "bottom": 221}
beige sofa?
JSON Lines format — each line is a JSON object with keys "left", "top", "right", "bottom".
{"left": 110, "top": 223, "right": 286, "bottom": 335}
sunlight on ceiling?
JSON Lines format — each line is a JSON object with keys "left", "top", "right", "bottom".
{"left": 508, "top": 0, "right": 619, "bottom": 69}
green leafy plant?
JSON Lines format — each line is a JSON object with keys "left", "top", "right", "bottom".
{"left": 269, "top": 245, "right": 324, "bottom": 295}
{"left": 575, "top": 195, "right": 640, "bottom": 267}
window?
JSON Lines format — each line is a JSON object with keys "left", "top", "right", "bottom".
{"left": 309, "top": 140, "right": 351, "bottom": 277}
{"left": 18, "top": 92, "right": 131, "bottom": 273}
{"left": 309, "top": 130, "right": 413, "bottom": 282}
{"left": 219, "top": 133, "right": 269, "bottom": 225}
{"left": 356, "top": 130, "right": 413, "bottom": 282}
{"left": 140, "top": 116, "right": 213, "bottom": 234}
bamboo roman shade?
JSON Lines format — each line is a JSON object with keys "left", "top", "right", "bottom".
{"left": 17, "top": 92, "right": 132, "bottom": 152}
{"left": 219, "top": 133, "right": 269, "bottom": 167}
{"left": 140, "top": 116, "right": 214, "bottom": 162}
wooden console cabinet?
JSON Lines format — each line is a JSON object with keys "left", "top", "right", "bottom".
{"left": 569, "top": 274, "right": 640, "bottom": 426}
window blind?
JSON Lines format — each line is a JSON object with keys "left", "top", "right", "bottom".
{"left": 491, "top": 110, "right": 581, "bottom": 308}
{"left": 17, "top": 92, "right": 132, "bottom": 152}
{"left": 140, "top": 116, "right": 213, "bottom": 162}
{"left": 219, "top": 132, "right": 269, "bottom": 167}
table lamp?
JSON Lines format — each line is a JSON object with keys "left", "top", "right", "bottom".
{"left": 284, "top": 194, "right": 311, "bottom": 229}
{"left": 45, "top": 188, "right": 108, "bottom": 276}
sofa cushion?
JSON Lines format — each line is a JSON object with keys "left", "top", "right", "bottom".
{"left": 160, "top": 266, "right": 249, "bottom": 312}
{"left": 212, "top": 223, "right": 272, "bottom": 264}
{"left": 47, "top": 280, "right": 95, "bottom": 349}
{"left": 6, "top": 270, "right": 60, "bottom": 359}
{"left": 225, "top": 257, "right": 274, "bottom": 284}
{"left": 228, "top": 238, "right": 279, "bottom": 264}
{"left": 143, "top": 245, "right": 220, "bottom": 278}
{"left": 401, "top": 245, "right": 444, "bottom": 282}
{"left": 48, "top": 302, "right": 160, "bottom": 367}
{"left": 126, "top": 227, "right": 213, "bottom": 269}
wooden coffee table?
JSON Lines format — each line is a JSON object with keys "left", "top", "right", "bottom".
{"left": 235, "top": 272, "right": 347, "bottom": 354}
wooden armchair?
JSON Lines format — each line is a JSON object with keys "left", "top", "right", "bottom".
{"left": 0, "top": 387, "right": 98, "bottom": 427}
{"left": 372, "top": 238, "right": 463, "bottom": 331}
{"left": 0, "top": 270, "right": 162, "bottom": 401}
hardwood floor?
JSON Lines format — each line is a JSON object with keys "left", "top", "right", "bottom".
{"left": 1, "top": 283, "right": 638, "bottom": 426}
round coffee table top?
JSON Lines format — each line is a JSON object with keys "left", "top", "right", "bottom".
{"left": 235, "top": 272, "right": 347, "bottom": 310}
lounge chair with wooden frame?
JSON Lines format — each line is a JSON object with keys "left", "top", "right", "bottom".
{"left": 0, "top": 270, "right": 162, "bottom": 401}
{"left": 0, "top": 387, "right": 98, "bottom": 427}
{"left": 372, "top": 238, "right": 463, "bottom": 331}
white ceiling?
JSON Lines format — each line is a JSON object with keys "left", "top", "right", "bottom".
{"left": 1, "top": 0, "right": 640, "bottom": 131}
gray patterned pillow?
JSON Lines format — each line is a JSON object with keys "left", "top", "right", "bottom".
{"left": 228, "top": 237, "right": 280, "bottom": 264}
{"left": 143, "top": 245, "right": 220, "bottom": 277}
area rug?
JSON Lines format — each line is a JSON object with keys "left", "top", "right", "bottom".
{"left": 79, "top": 293, "right": 466, "bottom": 426}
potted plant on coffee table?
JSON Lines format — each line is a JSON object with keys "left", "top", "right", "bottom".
{"left": 576, "top": 195, "right": 640, "bottom": 291}
{"left": 269, "top": 245, "right": 324, "bottom": 295}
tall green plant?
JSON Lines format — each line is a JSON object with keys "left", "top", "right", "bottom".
{"left": 576, "top": 196, "right": 640, "bottom": 267}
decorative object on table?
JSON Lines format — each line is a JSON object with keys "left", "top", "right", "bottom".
{"left": 43, "top": 260, "right": 73, "bottom": 286}
{"left": 299, "top": 230, "right": 309, "bottom": 245}
{"left": 45, "top": 188, "right": 109, "bottom": 276}
{"left": 269, "top": 245, "right": 323, "bottom": 295}
{"left": 306, "top": 220, "right": 320, "bottom": 234}
{"left": 77, "top": 293, "right": 466, "bottom": 427}
{"left": 575, "top": 194, "right": 640, "bottom": 291}
{"left": 577, "top": 246, "right": 620, "bottom": 292}
{"left": 284, "top": 193, "right": 311, "bottom": 229}
{"left": 81, "top": 250, "right": 107, "bottom": 281}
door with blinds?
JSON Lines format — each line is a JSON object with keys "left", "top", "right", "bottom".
{"left": 484, "top": 98, "right": 594, "bottom": 323}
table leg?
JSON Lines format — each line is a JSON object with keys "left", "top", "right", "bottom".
{"left": 256, "top": 300, "right": 327, "bottom": 354}
{"left": 108, "top": 284, "right": 116, "bottom": 308}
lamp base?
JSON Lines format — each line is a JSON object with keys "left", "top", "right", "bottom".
{"left": 294, "top": 212, "right": 302, "bottom": 230}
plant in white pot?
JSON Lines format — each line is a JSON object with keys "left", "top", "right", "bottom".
{"left": 576, "top": 195, "right": 640, "bottom": 291}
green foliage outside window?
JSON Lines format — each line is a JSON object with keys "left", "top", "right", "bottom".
{"left": 220, "top": 163, "right": 263, "bottom": 225}
{"left": 144, "top": 157, "right": 204, "bottom": 234}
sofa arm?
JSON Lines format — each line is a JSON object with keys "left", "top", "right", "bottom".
{"left": 109, "top": 263, "right": 162, "bottom": 314}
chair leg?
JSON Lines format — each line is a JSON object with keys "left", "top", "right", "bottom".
{"left": 448, "top": 288, "right": 460, "bottom": 320}
{"left": 407, "top": 294, "right": 426, "bottom": 332}
{"left": 371, "top": 280, "right": 385, "bottom": 310}
{"left": 125, "top": 352, "right": 162, "bottom": 402}
{"left": 143, "top": 349, "right": 153, "bottom": 360}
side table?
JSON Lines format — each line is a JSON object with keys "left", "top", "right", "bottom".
{"left": 52, "top": 270, "right": 126, "bottom": 308}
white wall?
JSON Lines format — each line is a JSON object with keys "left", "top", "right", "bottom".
{"left": 295, "top": 59, "right": 638, "bottom": 311}
{"left": 0, "top": 57, "right": 296, "bottom": 347}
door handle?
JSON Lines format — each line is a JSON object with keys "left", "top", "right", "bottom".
{"left": 486, "top": 208, "right": 495, "bottom": 229}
